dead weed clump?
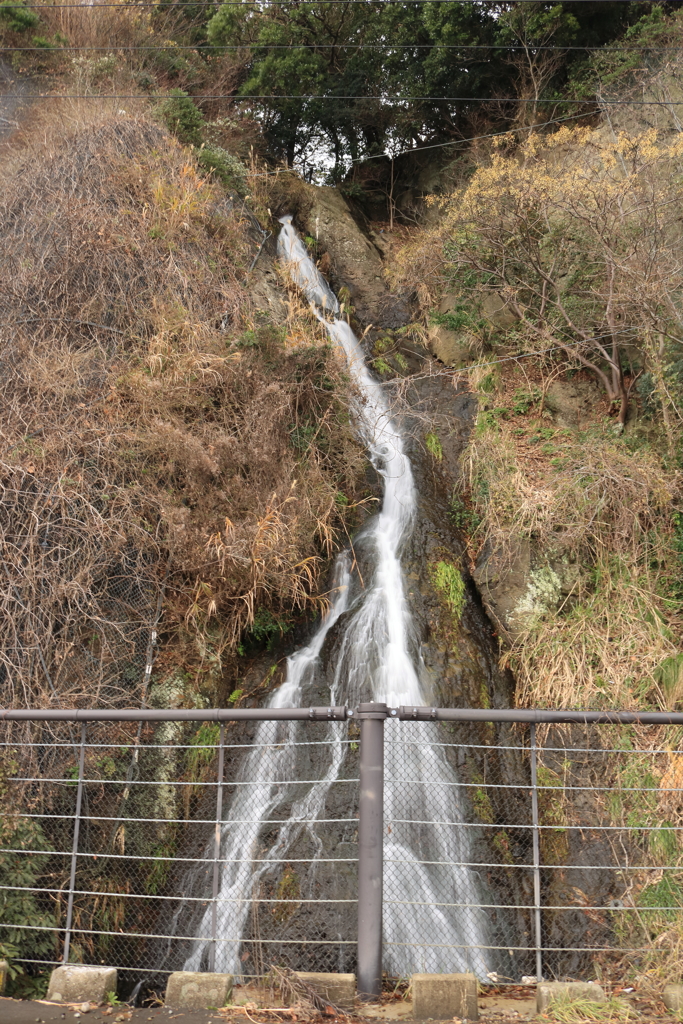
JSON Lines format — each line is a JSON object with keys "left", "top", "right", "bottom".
{"left": 0, "top": 112, "right": 364, "bottom": 712}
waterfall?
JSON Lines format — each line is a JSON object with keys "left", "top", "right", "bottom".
{"left": 182, "top": 217, "right": 490, "bottom": 980}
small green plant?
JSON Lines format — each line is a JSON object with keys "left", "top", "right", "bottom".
{"left": 448, "top": 494, "right": 481, "bottom": 534}
{"left": 340, "top": 181, "right": 366, "bottom": 200}
{"left": 246, "top": 607, "right": 291, "bottom": 651}
{"left": 228, "top": 688, "right": 244, "bottom": 704}
{"left": 430, "top": 306, "right": 481, "bottom": 332}
{"left": 196, "top": 147, "right": 247, "bottom": 194}
{"left": 425, "top": 431, "right": 443, "bottom": 460}
{"left": 105, "top": 990, "right": 123, "bottom": 1007}
{"left": 512, "top": 386, "right": 542, "bottom": 415}
{"left": 157, "top": 89, "right": 204, "bottom": 147}
{"left": 373, "top": 357, "right": 392, "bottom": 376}
{"left": 289, "top": 423, "right": 318, "bottom": 453}
{"left": 431, "top": 561, "right": 466, "bottom": 620}
{"left": 186, "top": 722, "right": 220, "bottom": 780}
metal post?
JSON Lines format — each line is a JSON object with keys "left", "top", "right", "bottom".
{"left": 209, "top": 723, "right": 226, "bottom": 973}
{"left": 529, "top": 724, "right": 543, "bottom": 983}
{"left": 356, "top": 702, "right": 387, "bottom": 999}
{"left": 63, "top": 722, "right": 86, "bottom": 964}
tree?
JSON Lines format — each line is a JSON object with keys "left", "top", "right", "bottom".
{"left": 202, "top": 1, "right": 678, "bottom": 177}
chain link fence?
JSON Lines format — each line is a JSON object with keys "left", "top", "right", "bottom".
{"left": 2, "top": 707, "right": 683, "bottom": 994}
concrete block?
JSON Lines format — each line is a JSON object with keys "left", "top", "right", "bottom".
{"left": 47, "top": 965, "right": 117, "bottom": 1004}
{"left": 165, "top": 971, "right": 232, "bottom": 1009}
{"left": 295, "top": 972, "right": 356, "bottom": 1011}
{"left": 536, "top": 982, "right": 606, "bottom": 1014}
{"left": 663, "top": 984, "right": 683, "bottom": 1012}
{"left": 0, "top": 960, "right": 7, "bottom": 995}
{"left": 412, "top": 973, "right": 478, "bottom": 1021}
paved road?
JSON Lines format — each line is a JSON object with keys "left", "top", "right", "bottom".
{"left": 0, "top": 1001, "right": 232, "bottom": 1024}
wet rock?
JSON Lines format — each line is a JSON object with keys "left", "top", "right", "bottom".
{"left": 299, "top": 187, "right": 409, "bottom": 328}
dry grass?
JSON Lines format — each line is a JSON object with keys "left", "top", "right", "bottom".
{"left": 457, "top": 361, "right": 682, "bottom": 710}
{"left": 0, "top": 107, "right": 364, "bottom": 721}
{"left": 544, "top": 995, "right": 638, "bottom": 1022}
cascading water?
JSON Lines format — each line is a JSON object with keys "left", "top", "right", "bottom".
{"left": 182, "top": 217, "right": 490, "bottom": 979}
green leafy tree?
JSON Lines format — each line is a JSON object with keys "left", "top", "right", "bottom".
{"left": 204, "top": 1, "right": 666, "bottom": 178}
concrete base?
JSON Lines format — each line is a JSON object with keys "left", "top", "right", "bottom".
{"left": 536, "top": 982, "right": 606, "bottom": 1014}
{"left": 663, "top": 984, "right": 683, "bottom": 1012}
{"left": 412, "top": 973, "right": 478, "bottom": 1021}
{"left": 295, "top": 973, "right": 356, "bottom": 1011}
{"left": 47, "top": 966, "right": 117, "bottom": 1004}
{"left": 165, "top": 972, "right": 232, "bottom": 1010}
{"left": 0, "top": 960, "right": 7, "bottom": 996}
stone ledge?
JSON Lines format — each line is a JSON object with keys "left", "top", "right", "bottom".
{"left": 295, "top": 972, "right": 356, "bottom": 1011}
{"left": 536, "top": 982, "right": 606, "bottom": 1014}
{"left": 165, "top": 971, "right": 232, "bottom": 1009}
{"left": 411, "top": 973, "right": 478, "bottom": 1021}
{"left": 47, "top": 965, "right": 117, "bottom": 1004}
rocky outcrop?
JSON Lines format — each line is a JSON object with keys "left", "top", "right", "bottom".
{"left": 299, "top": 186, "right": 410, "bottom": 328}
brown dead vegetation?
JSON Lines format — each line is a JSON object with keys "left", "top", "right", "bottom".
{"left": 0, "top": 108, "right": 364, "bottom": 713}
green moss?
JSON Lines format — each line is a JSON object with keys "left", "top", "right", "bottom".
{"left": 272, "top": 866, "right": 300, "bottom": 923}
{"left": 472, "top": 786, "right": 495, "bottom": 823}
{"left": 425, "top": 431, "right": 443, "bottom": 460}
{"left": 432, "top": 560, "right": 466, "bottom": 621}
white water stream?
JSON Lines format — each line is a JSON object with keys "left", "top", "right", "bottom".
{"left": 182, "top": 218, "right": 490, "bottom": 979}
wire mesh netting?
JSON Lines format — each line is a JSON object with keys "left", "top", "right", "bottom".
{"left": 0, "top": 481, "right": 164, "bottom": 711}
{"left": 0, "top": 719, "right": 358, "bottom": 981}
{"left": 2, "top": 715, "right": 683, "bottom": 988}
{"left": 389, "top": 721, "right": 683, "bottom": 984}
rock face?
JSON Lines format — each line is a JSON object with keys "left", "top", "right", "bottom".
{"left": 299, "top": 187, "right": 409, "bottom": 328}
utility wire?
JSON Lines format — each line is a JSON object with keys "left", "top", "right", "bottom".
{"left": 12, "top": 94, "right": 683, "bottom": 102}
{"left": 351, "top": 109, "right": 600, "bottom": 162}
{"left": 10, "top": 0, "right": 673, "bottom": 7}
{"left": 8, "top": 43, "right": 683, "bottom": 50}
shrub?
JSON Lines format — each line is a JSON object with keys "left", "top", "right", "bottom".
{"left": 157, "top": 88, "right": 204, "bottom": 146}
{"left": 195, "top": 146, "right": 248, "bottom": 194}
{"left": 0, "top": 0, "right": 39, "bottom": 33}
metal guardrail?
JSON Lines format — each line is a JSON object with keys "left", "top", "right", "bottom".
{"left": 2, "top": 703, "right": 683, "bottom": 998}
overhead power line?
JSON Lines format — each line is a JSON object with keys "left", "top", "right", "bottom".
{"left": 8, "top": 43, "right": 683, "bottom": 51}
{"left": 11, "top": 94, "right": 683, "bottom": 103}
{"left": 352, "top": 109, "right": 599, "bottom": 162}
{"left": 9, "top": 0, "right": 675, "bottom": 7}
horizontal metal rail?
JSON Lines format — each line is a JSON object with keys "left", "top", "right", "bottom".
{"left": 397, "top": 705, "right": 683, "bottom": 724}
{"left": 0, "top": 706, "right": 350, "bottom": 722}
{"left": 0, "top": 846, "right": 675, "bottom": 871}
{"left": 7, "top": 704, "right": 683, "bottom": 724}
{"left": 7, "top": 810, "right": 680, "bottom": 832}
{"left": 2, "top": 883, "right": 678, "bottom": 913}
